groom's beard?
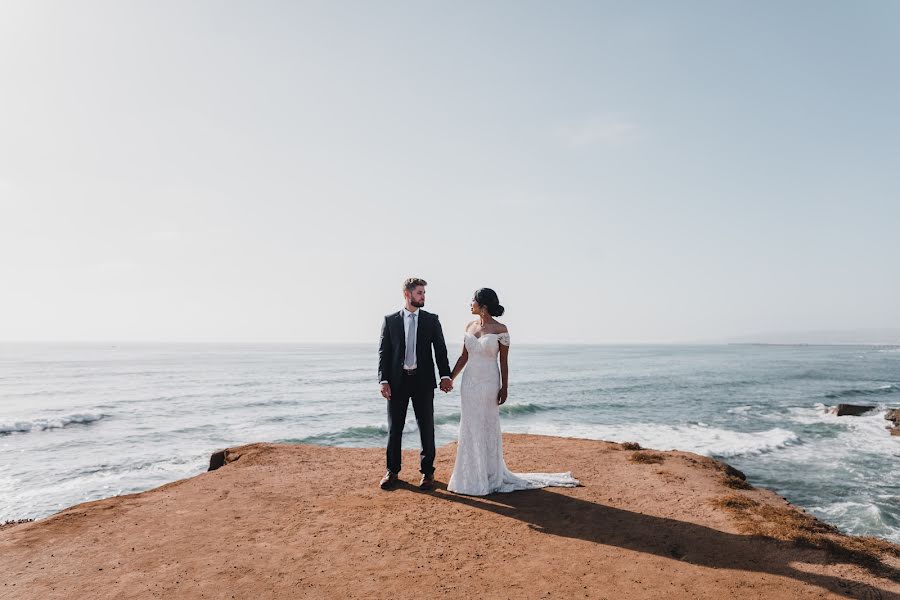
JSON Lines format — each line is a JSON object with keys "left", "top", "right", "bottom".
{"left": 411, "top": 300, "right": 425, "bottom": 308}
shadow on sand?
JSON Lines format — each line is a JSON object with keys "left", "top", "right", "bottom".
{"left": 420, "top": 482, "right": 897, "bottom": 600}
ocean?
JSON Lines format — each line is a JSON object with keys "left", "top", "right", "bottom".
{"left": 1, "top": 342, "right": 898, "bottom": 543}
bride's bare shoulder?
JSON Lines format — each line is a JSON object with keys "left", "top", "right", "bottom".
{"left": 493, "top": 322, "right": 508, "bottom": 333}
{"left": 465, "top": 320, "right": 479, "bottom": 333}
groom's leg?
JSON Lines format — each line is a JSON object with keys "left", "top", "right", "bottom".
{"left": 411, "top": 386, "right": 436, "bottom": 477}
{"left": 386, "top": 385, "right": 410, "bottom": 474}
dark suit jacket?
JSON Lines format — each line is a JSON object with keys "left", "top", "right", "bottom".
{"left": 378, "top": 310, "right": 451, "bottom": 391}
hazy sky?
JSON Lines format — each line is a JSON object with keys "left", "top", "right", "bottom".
{"left": 1, "top": 1, "right": 898, "bottom": 343}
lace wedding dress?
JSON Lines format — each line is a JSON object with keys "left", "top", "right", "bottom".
{"left": 447, "top": 332, "right": 580, "bottom": 495}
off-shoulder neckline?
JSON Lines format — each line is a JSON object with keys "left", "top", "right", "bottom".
{"left": 466, "top": 332, "right": 509, "bottom": 340}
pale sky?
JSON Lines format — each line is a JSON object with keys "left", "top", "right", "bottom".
{"left": 1, "top": 1, "right": 898, "bottom": 343}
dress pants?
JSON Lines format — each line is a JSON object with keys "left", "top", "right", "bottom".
{"left": 386, "top": 374, "right": 436, "bottom": 476}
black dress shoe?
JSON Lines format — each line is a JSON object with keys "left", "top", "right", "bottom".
{"left": 419, "top": 474, "right": 435, "bottom": 491}
{"left": 380, "top": 471, "right": 398, "bottom": 490}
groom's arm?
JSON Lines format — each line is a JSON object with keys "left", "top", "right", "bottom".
{"left": 378, "top": 316, "right": 391, "bottom": 385}
{"left": 432, "top": 315, "right": 452, "bottom": 381}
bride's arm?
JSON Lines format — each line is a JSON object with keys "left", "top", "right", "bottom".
{"left": 498, "top": 343, "right": 509, "bottom": 404}
{"left": 497, "top": 330, "right": 510, "bottom": 405}
{"left": 450, "top": 345, "right": 468, "bottom": 380}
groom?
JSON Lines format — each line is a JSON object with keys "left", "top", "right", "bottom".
{"left": 378, "top": 277, "right": 453, "bottom": 491}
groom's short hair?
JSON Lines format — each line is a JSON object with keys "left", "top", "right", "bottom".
{"left": 403, "top": 277, "right": 427, "bottom": 292}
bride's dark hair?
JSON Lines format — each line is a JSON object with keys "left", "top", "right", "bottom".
{"left": 474, "top": 288, "right": 505, "bottom": 317}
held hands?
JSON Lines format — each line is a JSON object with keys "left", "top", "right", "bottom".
{"left": 382, "top": 380, "right": 453, "bottom": 398}
{"left": 497, "top": 386, "right": 508, "bottom": 405}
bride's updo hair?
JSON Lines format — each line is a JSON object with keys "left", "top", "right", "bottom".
{"left": 474, "top": 288, "right": 505, "bottom": 317}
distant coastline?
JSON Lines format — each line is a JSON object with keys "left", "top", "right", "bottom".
{"left": 722, "top": 328, "right": 900, "bottom": 346}
{"left": 729, "top": 342, "right": 900, "bottom": 347}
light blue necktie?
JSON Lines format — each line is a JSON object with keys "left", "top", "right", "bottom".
{"left": 405, "top": 313, "right": 417, "bottom": 367}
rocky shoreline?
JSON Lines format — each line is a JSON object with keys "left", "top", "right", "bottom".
{"left": 831, "top": 403, "right": 900, "bottom": 436}
{"left": 887, "top": 409, "right": 900, "bottom": 436}
{"left": 1, "top": 434, "right": 898, "bottom": 599}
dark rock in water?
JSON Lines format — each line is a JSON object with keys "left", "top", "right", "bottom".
{"left": 208, "top": 449, "right": 227, "bottom": 471}
{"left": 834, "top": 404, "right": 876, "bottom": 416}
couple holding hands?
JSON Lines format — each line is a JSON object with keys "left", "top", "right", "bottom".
{"left": 377, "top": 277, "right": 578, "bottom": 495}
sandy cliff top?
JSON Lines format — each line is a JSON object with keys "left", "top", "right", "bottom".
{"left": 1, "top": 434, "right": 898, "bottom": 599}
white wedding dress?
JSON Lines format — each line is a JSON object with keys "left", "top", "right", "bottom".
{"left": 447, "top": 332, "right": 580, "bottom": 495}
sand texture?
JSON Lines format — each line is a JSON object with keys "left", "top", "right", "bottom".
{"left": 2, "top": 434, "right": 898, "bottom": 599}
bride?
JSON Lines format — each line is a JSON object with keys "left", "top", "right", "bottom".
{"left": 447, "top": 288, "right": 580, "bottom": 495}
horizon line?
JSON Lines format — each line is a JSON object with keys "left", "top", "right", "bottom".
{"left": 1, "top": 340, "right": 899, "bottom": 348}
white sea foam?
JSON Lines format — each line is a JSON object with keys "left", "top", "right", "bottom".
{"left": 808, "top": 501, "right": 900, "bottom": 543}
{"left": 0, "top": 453, "right": 207, "bottom": 522}
{"left": 0, "top": 412, "right": 107, "bottom": 435}
{"left": 505, "top": 422, "right": 799, "bottom": 458}
{"left": 785, "top": 403, "right": 844, "bottom": 425}
{"left": 787, "top": 404, "right": 897, "bottom": 447}
{"left": 812, "top": 500, "right": 880, "bottom": 517}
